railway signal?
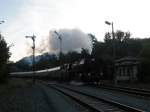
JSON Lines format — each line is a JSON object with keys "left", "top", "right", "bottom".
{"left": 54, "top": 31, "right": 62, "bottom": 58}
{"left": 25, "top": 34, "right": 36, "bottom": 84}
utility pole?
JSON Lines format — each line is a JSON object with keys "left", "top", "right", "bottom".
{"left": 25, "top": 35, "right": 36, "bottom": 84}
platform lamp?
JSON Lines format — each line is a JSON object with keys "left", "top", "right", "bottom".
{"left": 105, "top": 21, "right": 115, "bottom": 59}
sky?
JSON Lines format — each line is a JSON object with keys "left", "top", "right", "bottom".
{"left": 0, "top": 0, "right": 150, "bottom": 61}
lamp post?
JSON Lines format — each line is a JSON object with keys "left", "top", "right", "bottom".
{"left": 105, "top": 21, "right": 115, "bottom": 59}
{"left": 105, "top": 21, "right": 118, "bottom": 84}
{"left": 25, "top": 35, "right": 36, "bottom": 84}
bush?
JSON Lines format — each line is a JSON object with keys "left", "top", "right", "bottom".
{"left": 139, "top": 58, "right": 150, "bottom": 82}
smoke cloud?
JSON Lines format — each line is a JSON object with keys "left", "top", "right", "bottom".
{"left": 48, "top": 29, "right": 93, "bottom": 54}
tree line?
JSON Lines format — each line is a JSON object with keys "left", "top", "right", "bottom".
{"left": 0, "top": 34, "right": 10, "bottom": 83}
{"left": 4, "top": 30, "right": 150, "bottom": 83}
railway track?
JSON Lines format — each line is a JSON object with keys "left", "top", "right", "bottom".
{"left": 48, "top": 84, "right": 144, "bottom": 112}
{"left": 99, "top": 85, "right": 150, "bottom": 97}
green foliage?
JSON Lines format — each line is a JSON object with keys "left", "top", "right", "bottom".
{"left": 0, "top": 34, "right": 10, "bottom": 83}
{"left": 139, "top": 38, "right": 150, "bottom": 58}
{"left": 115, "top": 30, "right": 124, "bottom": 41}
{"left": 35, "top": 53, "right": 59, "bottom": 70}
{"left": 139, "top": 58, "right": 150, "bottom": 82}
{"left": 100, "top": 30, "right": 143, "bottom": 59}
{"left": 138, "top": 38, "right": 150, "bottom": 82}
{"left": 16, "top": 59, "right": 32, "bottom": 71}
{"left": 104, "top": 32, "right": 111, "bottom": 42}
{"left": 61, "top": 51, "right": 81, "bottom": 64}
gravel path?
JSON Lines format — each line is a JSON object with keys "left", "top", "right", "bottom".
{"left": 0, "top": 84, "right": 50, "bottom": 112}
{"left": 39, "top": 84, "right": 89, "bottom": 112}
{"left": 0, "top": 79, "right": 88, "bottom": 112}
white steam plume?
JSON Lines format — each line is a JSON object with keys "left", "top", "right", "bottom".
{"left": 48, "top": 29, "right": 93, "bottom": 54}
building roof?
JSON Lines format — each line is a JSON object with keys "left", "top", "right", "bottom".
{"left": 115, "top": 56, "right": 139, "bottom": 66}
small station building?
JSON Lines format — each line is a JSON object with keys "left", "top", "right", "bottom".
{"left": 114, "top": 57, "right": 139, "bottom": 82}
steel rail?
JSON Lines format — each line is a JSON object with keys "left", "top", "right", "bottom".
{"left": 49, "top": 85, "right": 102, "bottom": 112}
{"left": 99, "top": 85, "right": 150, "bottom": 97}
{"left": 48, "top": 84, "right": 144, "bottom": 112}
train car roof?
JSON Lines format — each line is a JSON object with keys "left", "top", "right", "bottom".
{"left": 10, "top": 71, "right": 33, "bottom": 75}
{"left": 10, "top": 66, "right": 60, "bottom": 75}
{"left": 36, "top": 66, "right": 60, "bottom": 73}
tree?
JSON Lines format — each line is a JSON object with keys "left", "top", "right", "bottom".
{"left": 138, "top": 38, "right": 150, "bottom": 82}
{"left": 115, "top": 30, "right": 124, "bottom": 41}
{"left": 103, "top": 30, "right": 133, "bottom": 59}
{"left": 35, "top": 53, "right": 59, "bottom": 70}
{"left": 62, "top": 51, "right": 80, "bottom": 63}
{"left": 0, "top": 34, "right": 10, "bottom": 82}
{"left": 124, "top": 32, "right": 131, "bottom": 40}
{"left": 104, "top": 32, "right": 111, "bottom": 42}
